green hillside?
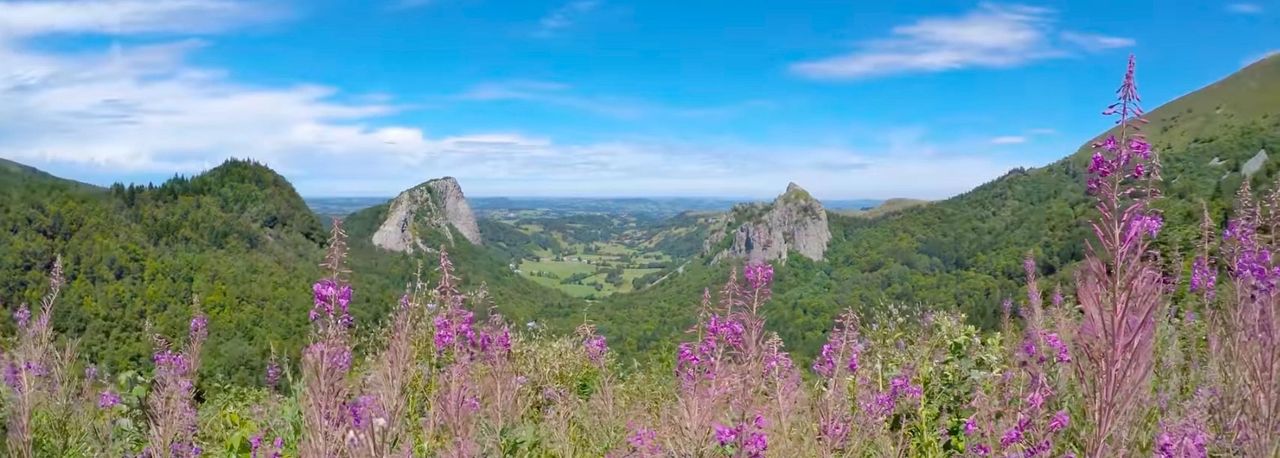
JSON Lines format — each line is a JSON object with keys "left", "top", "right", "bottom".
{"left": 0, "top": 158, "right": 583, "bottom": 386}
{"left": 593, "top": 54, "right": 1280, "bottom": 359}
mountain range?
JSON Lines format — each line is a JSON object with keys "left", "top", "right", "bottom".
{"left": 2, "top": 54, "right": 1278, "bottom": 378}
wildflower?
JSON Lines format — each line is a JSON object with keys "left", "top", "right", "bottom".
{"left": 963, "top": 417, "right": 978, "bottom": 436}
{"left": 813, "top": 343, "right": 837, "bottom": 378}
{"left": 584, "top": 334, "right": 608, "bottom": 364}
{"left": 189, "top": 314, "right": 208, "bottom": 342}
{"left": 348, "top": 395, "right": 376, "bottom": 429}
{"left": 265, "top": 361, "right": 281, "bottom": 389}
{"left": 433, "top": 315, "right": 455, "bottom": 351}
{"left": 744, "top": 262, "right": 774, "bottom": 290}
{"left": 1189, "top": 256, "right": 1215, "bottom": 299}
{"left": 1044, "top": 333, "right": 1071, "bottom": 363}
{"left": 1048, "top": 410, "right": 1070, "bottom": 433}
{"left": 713, "top": 423, "right": 739, "bottom": 446}
{"left": 1098, "top": 135, "right": 1118, "bottom": 152}
{"left": 1021, "top": 337, "right": 1039, "bottom": 360}
{"left": 819, "top": 417, "right": 850, "bottom": 448}
{"left": 98, "top": 390, "right": 121, "bottom": 409}
{"left": 249, "top": 434, "right": 263, "bottom": 458}
{"left": 3, "top": 361, "right": 20, "bottom": 391}
{"left": 1130, "top": 138, "right": 1151, "bottom": 159}
{"left": 1088, "top": 152, "right": 1112, "bottom": 177}
{"left": 743, "top": 432, "right": 768, "bottom": 457}
{"left": 969, "top": 443, "right": 992, "bottom": 456}
{"left": 1001, "top": 425, "right": 1024, "bottom": 447}
{"left": 628, "top": 425, "right": 659, "bottom": 453}
{"left": 13, "top": 304, "right": 30, "bottom": 328}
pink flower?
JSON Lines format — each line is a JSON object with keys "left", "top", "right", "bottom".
{"left": 1048, "top": 410, "right": 1070, "bottom": 433}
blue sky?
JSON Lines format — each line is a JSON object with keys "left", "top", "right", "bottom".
{"left": 0, "top": 0, "right": 1276, "bottom": 198}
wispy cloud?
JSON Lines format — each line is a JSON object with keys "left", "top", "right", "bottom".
{"left": 989, "top": 135, "right": 1027, "bottom": 145}
{"left": 0, "top": 0, "right": 274, "bottom": 37}
{"left": 790, "top": 3, "right": 1133, "bottom": 80}
{"left": 0, "top": 0, "right": 1031, "bottom": 199}
{"left": 456, "top": 80, "right": 770, "bottom": 119}
{"left": 1227, "top": 3, "right": 1264, "bottom": 14}
{"left": 534, "top": 0, "right": 600, "bottom": 37}
{"left": 1059, "top": 32, "right": 1135, "bottom": 52}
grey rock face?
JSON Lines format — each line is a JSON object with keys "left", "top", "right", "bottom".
{"left": 1242, "top": 149, "right": 1269, "bottom": 177}
{"left": 372, "top": 177, "right": 483, "bottom": 253}
{"left": 707, "top": 182, "right": 831, "bottom": 263}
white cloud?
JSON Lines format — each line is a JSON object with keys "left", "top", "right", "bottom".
{"left": 455, "top": 80, "right": 769, "bottom": 119}
{"left": 790, "top": 3, "right": 1133, "bottom": 80}
{"left": 1227, "top": 3, "right": 1263, "bottom": 14}
{"left": 535, "top": 0, "right": 600, "bottom": 37}
{"left": 989, "top": 135, "right": 1027, "bottom": 145}
{"left": 0, "top": 0, "right": 1031, "bottom": 199}
{"left": 0, "top": 0, "right": 272, "bottom": 38}
{"left": 1058, "top": 32, "right": 1135, "bottom": 51}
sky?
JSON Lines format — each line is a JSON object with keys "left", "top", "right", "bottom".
{"left": 0, "top": 1, "right": 1276, "bottom": 199}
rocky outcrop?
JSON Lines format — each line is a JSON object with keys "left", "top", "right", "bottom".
{"left": 1242, "top": 149, "right": 1269, "bottom": 177}
{"left": 372, "top": 177, "right": 482, "bottom": 254}
{"left": 706, "top": 182, "right": 831, "bottom": 263}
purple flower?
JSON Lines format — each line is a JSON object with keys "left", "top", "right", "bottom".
{"left": 348, "top": 395, "right": 376, "bottom": 429}
{"left": 265, "top": 361, "right": 282, "bottom": 389}
{"left": 433, "top": 315, "right": 455, "bottom": 351}
{"left": 1021, "top": 337, "right": 1039, "bottom": 360}
{"left": 819, "top": 417, "right": 850, "bottom": 448}
{"left": 1048, "top": 410, "right": 1069, "bottom": 433}
{"left": 584, "top": 334, "right": 608, "bottom": 364}
{"left": 1088, "top": 151, "right": 1112, "bottom": 178}
{"left": 628, "top": 426, "right": 657, "bottom": 451}
{"left": 969, "top": 443, "right": 991, "bottom": 456}
{"left": 743, "top": 432, "right": 768, "bottom": 457}
{"left": 249, "top": 434, "right": 263, "bottom": 458}
{"left": 963, "top": 417, "right": 977, "bottom": 436}
{"left": 13, "top": 304, "right": 30, "bottom": 328}
{"left": 1044, "top": 333, "right": 1071, "bottom": 363}
{"left": 1099, "top": 135, "right": 1119, "bottom": 152}
{"left": 1189, "top": 256, "right": 1216, "bottom": 299}
{"left": 1000, "top": 426, "right": 1024, "bottom": 447}
{"left": 1130, "top": 138, "right": 1151, "bottom": 159}
{"left": 98, "top": 390, "right": 122, "bottom": 409}
{"left": 813, "top": 343, "right": 837, "bottom": 378}
{"left": 713, "top": 423, "right": 739, "bottom": 446}
{"left": 189, "top": 314, "right": 208, "bottom": 342}
{"left": 744, "top": 262, "right": 774, "bottom": 290}
{"left": 311, "top": 278, "right": 353, "bottom": 321}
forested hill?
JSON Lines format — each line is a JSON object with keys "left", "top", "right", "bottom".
{"left": 594, "top": 54, "right": 1280, "bottom": 359}
{"left": 0, "top": 158, "right": 588, "bottom": 385}
{"left": 0, "top": 159, "right": 326, "bottom": 385}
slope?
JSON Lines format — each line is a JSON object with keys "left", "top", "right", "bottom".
{"left": 594, "top": 54, "right": 1280, "bottom": 359}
